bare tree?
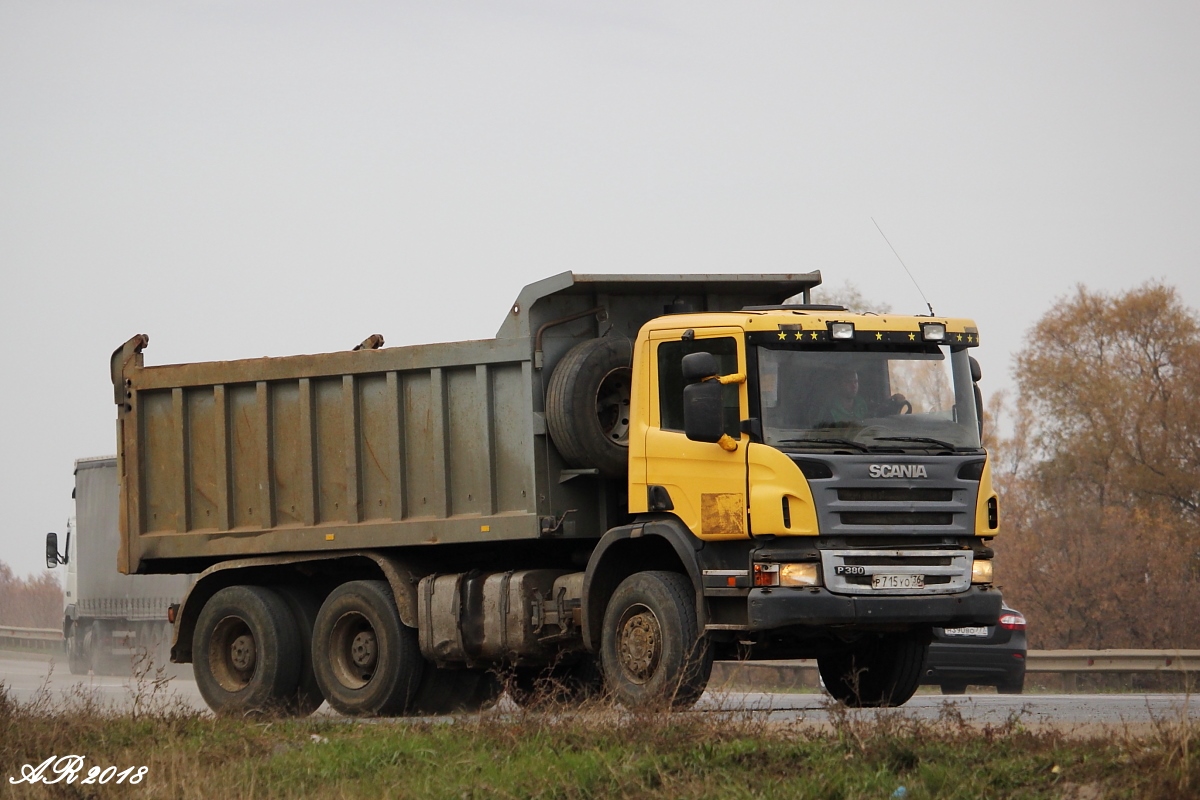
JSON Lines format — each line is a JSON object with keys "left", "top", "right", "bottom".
{"left": 990, "top": 283, "right": 1200, "bottom": 649}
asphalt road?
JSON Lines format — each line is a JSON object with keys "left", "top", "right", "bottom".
{"left": 2, "top": 652, "right": 1197, "bottom": 729}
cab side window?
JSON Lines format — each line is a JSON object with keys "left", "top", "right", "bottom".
{"left": 658, "top": 337, "right": 741, "bottom": 435}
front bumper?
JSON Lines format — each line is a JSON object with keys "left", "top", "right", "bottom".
{"left": 920, "top": 643, "right": 1026, "bottom": 687}
{"left": 746, "top": 585, "right": 1002, "bottom": 630}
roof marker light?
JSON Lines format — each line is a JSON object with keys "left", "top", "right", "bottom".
{"left": 921, "top": 323, "right": 946, "bottom": 342}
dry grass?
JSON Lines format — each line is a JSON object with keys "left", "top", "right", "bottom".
{"left": 1, "top": 665, "right": 1197, "bottom": 799}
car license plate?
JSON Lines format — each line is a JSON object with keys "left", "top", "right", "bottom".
{"left": 943, "top": 626, "right": 988, "bottom": 637}
{"left": 870, "top": 573, "right": 924, "bottom": 590}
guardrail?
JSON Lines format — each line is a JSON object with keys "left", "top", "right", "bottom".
{"left": 710, "top": 650, "right": 1200, "bottom": 691}
{"left": 0, "top": 626, "right": 63, "bottom": 651}
{"left": 1027, "top": 650, "right": 1200, "bottom": 673}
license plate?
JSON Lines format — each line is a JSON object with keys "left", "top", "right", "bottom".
{"left": 943, "top": 626, "right": 988, "bottom": 637}
{"left": 870, "top": 573, "right": 924, "bottom": 590}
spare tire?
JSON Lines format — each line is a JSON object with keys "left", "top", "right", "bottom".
{"left": 546, "top": 337, "right": 632, "bottom": 479}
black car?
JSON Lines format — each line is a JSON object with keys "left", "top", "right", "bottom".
{"left": 920, "top": 606, "right": 1027, "bottom": 694}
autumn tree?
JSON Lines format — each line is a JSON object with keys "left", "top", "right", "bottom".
{"left": 990, "top": 282, "right": 1200, "bottom": 649}
{"left": 0, "top": 561, "right": 63, "bottom": 628}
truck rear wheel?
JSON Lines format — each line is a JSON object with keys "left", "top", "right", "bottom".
{"left": 817, "top": 633, "right": 927, "bottom": 708}
{"left": 312, "top": 580, "right": 423, "bottom": 717}
{"left": 193, "top": 585, "right": 303, "bottom": 715}
{"left": 600, "top": 571, "right": 711, "bottom": 709}
{"left": 546, "top": 337, "right": 633, "bottom": 479}
{"left": 273, "top": 586, "right": 326, "bottom": 716}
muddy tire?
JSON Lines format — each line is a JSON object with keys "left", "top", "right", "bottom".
{"left": 600, "top": 571, "right": 711, "bottom": 709}
{"left": 66, "top": 621, "right": 87, "bottom": 675}
{"left": 546, "top": 337, "right": 633, "bottom": 479}
{"left": 193, "top": 585, "right": 303, "bottom": 715}
{"left": 818, "top": 633, "right": 927, "bottom": 708}
{"left": 273, "top": 585, "right": 326, "bottom": 716}
{"left": 312, "top": 580, "right": 423, "bottom": 717}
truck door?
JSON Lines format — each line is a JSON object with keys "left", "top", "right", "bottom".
{"left": 645, "top": 329, "right": 749, "bottom": 540}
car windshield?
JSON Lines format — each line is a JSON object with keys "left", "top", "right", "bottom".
{"left": 756, "top": 343, "right": 982, "bottom": 452}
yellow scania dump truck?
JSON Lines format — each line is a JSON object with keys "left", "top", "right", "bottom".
{"left": 111, "top": 272, "right": 1000, "bottom": 715}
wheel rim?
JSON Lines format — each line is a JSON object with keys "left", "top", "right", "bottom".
{"left": 616, "top": 603, "right": 661, "bottom": 685}
{"left": 208, "top": 615, "right": 257, "bottom": 692}
{"left": 329, "top": 611, "right": 378, "bottom": 690}
{"left": 595, "top": 367, "right": 632, "bottom": 447}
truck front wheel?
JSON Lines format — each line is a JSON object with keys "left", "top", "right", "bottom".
{"left": 312, "top": 580, "right": 423, "bottom": 717}
{"left": 817, "top": 632, "right": 927, "bottom": 708}
{"left": 193, "top": 585, "right": 303, "bottom": 714}
{"left": 600, "top": 571, "right": 711, "bottom": 709}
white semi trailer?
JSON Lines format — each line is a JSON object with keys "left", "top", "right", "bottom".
{"left": 46, "top": 456, "right": 194, "bottom": 675}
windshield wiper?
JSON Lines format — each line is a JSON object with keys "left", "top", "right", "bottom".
{"left": 870, "top": 436, "right": 970, "bottom": 452}
{"left": 775, "top": 437, "right": 871, "bottom": 453}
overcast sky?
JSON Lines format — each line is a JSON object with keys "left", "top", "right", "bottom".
{"left": 2, "top": 2, "right": 1199, "bottom": 579}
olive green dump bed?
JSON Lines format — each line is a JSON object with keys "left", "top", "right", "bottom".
{"left": 112, "top": 271, "right": 819, "bottom": 575}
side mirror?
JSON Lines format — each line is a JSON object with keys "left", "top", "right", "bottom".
{"left": 46, "top": 532, "right": 60, "bottom": 569}
{"left": 683, "top": 380, "right": 725, "bottom": 443}
{"left": 45, "top": 530, "right": 68, "bottom": 568}
{"left": 681, "top": 352, "right": 719, "bottom": 384}
{"left": 969, "top": 356, "right": 982, "bottom": 383}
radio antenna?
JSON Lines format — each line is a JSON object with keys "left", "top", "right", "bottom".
{"left": 871, "top": 217, "right": 935, "bottom": 316}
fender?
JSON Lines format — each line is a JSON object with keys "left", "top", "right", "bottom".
{"left": 581, "top": 515, "right": 706, "bottom": 651}
{"left": 61, "top": 604, "right": 77, "bottom": 639}
{"left": 171, "top": 550, "right": 419, "bottom": 663}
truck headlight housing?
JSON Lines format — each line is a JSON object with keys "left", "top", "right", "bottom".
{"left": 830, "top": 322, "right": 855, "bottom": 340}
{"left": 921, "top": 322, "right": 946, "bottom": 341}
{"left": 779, "top": 563, "right": 821, "bottom": 587}
{"left": 971, "top": 559, "right": 993, "bottom": 584}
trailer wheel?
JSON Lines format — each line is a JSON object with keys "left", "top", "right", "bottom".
{"left": 600, "top": 571, "right": 711, "bottom": 709}
{"left": 546, "top": 337, "right": 633, "bottom": 479}
{"left": 817, "top": 632, "right": 926, "bottom": 708}
{"left": 192, "top": 585, "right": 303, "bottom": 715}
{"left": 273, "top": 586, "right": 326, "bottom": 716}
{"left": 312, "top": 580, "right": 423, "bottom": 717}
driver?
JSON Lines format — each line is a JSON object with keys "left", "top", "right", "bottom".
{"left": 817, "top": 367, "right": 908, "bottom": 425}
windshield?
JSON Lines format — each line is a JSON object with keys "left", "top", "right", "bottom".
{"left": 756, "top": 344, "right": 981, "bottom": 452}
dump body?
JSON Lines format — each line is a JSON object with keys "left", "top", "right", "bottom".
{"left": 114, "top": 271, "right": 821, "bottom": 575}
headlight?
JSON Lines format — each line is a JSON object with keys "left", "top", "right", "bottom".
{"left": 779, "top": 563, "right": 821, "bottom": 587}
{"left": 830, "top": 322, "right": 855, "bottom": 340}
{"left": 971, "top": 559, "right": 993, "bottom": 584}
{"left": 921, "top": 322, "right": 946, "bottom": 341}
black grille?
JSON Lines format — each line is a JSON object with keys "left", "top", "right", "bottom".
{"left": 838, "top": 488, "right": 953, "bottom": 502}
{"left": 840, "top": 512, "right": 954, "bottom": 526}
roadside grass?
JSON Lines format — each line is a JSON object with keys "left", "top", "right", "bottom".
{"left": 1, "top": 668, "right": 1195, "bottom": 799}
